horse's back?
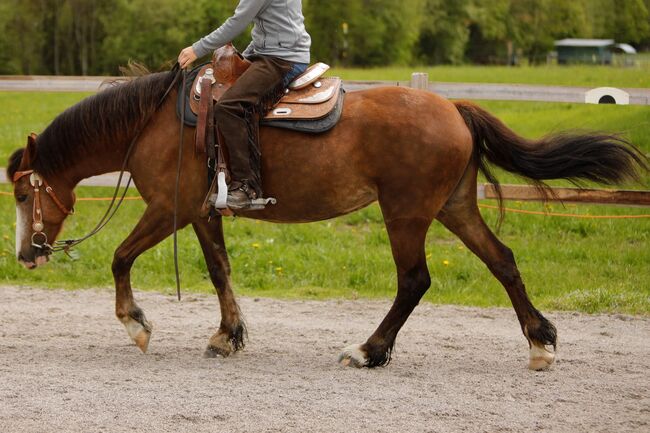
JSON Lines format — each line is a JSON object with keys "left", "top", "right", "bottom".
{"left": 248, "top": 86, "right": 474, "bottom": 222}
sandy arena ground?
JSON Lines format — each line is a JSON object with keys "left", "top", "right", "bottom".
{"left": 0, "top": 285, "right": 648, "bottom": 433}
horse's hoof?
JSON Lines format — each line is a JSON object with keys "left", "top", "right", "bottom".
{"left": 529, "top": 344, "right": 555, "bottom": 370}
{"left": 203, "top": 345, "right": 231, "bottom": 359}
{"left": 123, "top": 317, "right": 152, "bottom": 353}
{"left": 204, "top": 332, "right": 236, "bottom": 358}
{"left": 134, "top": 329, "right": 152, "bottom": 354}
{"left": 338, "top": 344, "right": 369, "bottom": 368}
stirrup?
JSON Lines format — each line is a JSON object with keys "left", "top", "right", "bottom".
{"left": 213, "top": 171, "right": 228, "bottom": 209}
{"left": 209, "top": 172, "right": 277, "bottom": 211}
{"left": 209, "top": 195, "right": 277, "bottom": 211}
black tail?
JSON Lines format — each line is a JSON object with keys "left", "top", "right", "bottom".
{"left": 454, "top": 100, "right": 649, "bottom": 221}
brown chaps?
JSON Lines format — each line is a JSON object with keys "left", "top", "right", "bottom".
{"left": 214, "top": 55, "right": 292, "bottom": 196}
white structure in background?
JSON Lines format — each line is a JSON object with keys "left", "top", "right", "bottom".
{"left": 613, "top": 43, "right": 637, "bottom": 54}
{"left": 585, "top": 87, "right": 630, "bottom": 105}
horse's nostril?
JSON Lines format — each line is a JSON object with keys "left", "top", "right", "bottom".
{"left": 18, "top": 253, "right": 26, "bottom": 262}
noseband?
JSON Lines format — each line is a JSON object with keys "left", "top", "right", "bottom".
{"left": 12, "top": 170, "right": 74, "bottom": 251}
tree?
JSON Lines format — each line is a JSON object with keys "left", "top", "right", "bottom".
{"left": 588, "top": 0, "right": 650, "bottom": 44}
{"left": 465, "top": 0, "right": 511, "bottom": 64}
{"left": 417, "top": 0, "right": 471, "bottom": 64}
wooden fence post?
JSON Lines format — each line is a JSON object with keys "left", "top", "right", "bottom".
{"left": 410, "top": 72, "right": 429, "bottom": 91}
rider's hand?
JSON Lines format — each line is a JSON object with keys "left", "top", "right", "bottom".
{"left": 178, "top": 47, "right": 198, "bottom": 69}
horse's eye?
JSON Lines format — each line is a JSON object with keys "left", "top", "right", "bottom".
{"left": 16, "top": 195, "right": 28, "bottom": 203}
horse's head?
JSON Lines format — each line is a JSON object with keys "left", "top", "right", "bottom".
{"left": 7, "top": 134, "right": 76, "bottom": 269}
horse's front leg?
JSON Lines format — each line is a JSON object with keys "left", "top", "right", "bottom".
{"left": 112, "top": 204, "right": 175, "bottom": 353}
{"left": 193, "top": 218, "right": 246, "bottom": 358}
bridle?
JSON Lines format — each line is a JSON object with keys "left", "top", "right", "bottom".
{"left": 12, "top": 169, "right": 75, "bottom": 253}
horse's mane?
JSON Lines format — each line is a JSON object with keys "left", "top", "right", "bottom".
{"left": 28, "top": 69, "right": 176, "bottom": 177}
{"left": 6, "top": 148, "right": 24, "bottom": 181}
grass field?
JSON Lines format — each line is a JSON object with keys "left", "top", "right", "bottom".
{"left": 1, "top": 65, "right": 649, "bottom": 315}
{"left": 331, "top": 64, "right": 650, "bottom": 88}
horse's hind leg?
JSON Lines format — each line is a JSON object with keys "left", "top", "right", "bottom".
{"left": 339, "top": 216, "right": 433, "bottom": 368}
{"left": 437, "top": 182, "right": 557, "bottom": 370}
{"left": 192, "top": 218, "right": 246, "bottom": 358}
{"left": 112, "top": 205, "right": 175, "bottom": 353}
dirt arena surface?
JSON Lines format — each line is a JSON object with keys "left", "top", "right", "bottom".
{"left": 0, "top": 285, "right": 648, "bottom": 433}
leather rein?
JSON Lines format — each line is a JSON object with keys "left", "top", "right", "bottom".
{"left": 13, "top": 66, "right": 185, "bottom": 259}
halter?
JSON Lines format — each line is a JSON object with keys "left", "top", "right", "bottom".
{"left": 12, "top": 169, "right": 74, "bottom": 252}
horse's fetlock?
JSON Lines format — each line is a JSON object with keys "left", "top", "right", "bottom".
{"left": 362, "top": 337, "right": 395, "bottom": 368}
{"left": 525, "top": 314, "right": 557, "bottom": 348}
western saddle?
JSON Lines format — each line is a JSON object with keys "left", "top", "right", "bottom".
{"left": 186, "top": 43, "right": 344, "bottom": 212}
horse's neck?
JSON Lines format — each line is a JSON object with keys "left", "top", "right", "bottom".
{"left": 65, "top": 139, "right": 131, "bottom": 188}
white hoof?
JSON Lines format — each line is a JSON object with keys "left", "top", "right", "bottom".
{"left": 529, "top": 344, "right": 555, "bottom": 370}
{"left": 123, "top": 318, "right": 152, "bottom": 353}
{"left": 338, "top": 344, "right": 369, "bottom": 368}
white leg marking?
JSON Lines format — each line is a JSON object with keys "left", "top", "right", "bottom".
{"left": 122, "top": 318, "right": 151, "bottom": 353}
{"left": 124, "top": 319, "right": 145, "bottom": 340}
{"left": 338, "top": 344, "right": 369, "bottom": 368}
{"left": 529, "top": 344, "right": 556, "bottom": 370}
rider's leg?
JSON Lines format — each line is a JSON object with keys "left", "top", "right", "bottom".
{"left": 215, "top": 55, "right": 292, "bottom": 207}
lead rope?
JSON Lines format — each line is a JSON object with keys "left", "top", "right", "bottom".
{"left": 173, "top": 68, "right": 187, "bottom": 301}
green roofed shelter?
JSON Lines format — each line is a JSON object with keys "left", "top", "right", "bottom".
{"left": 555, "top": 39, "right": 615, "bottom": 64}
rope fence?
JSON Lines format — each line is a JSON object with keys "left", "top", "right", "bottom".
{"left": 2, "top": 190, "right": 649, "bottom": 220}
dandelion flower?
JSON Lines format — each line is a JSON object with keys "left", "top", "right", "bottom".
{"left": 252, "top": 243, "right": 261, "bottom": 249}
{"left": 443, "top": 260, "right": 450, "bottom": 266}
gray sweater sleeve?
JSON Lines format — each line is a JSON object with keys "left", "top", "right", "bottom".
{"left": 242, "top": 40, "right": 255, "bottom": 58}
{"left": 192, "top": 0, "right": 266, "bottom": 58}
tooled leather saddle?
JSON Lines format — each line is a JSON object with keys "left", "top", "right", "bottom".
{"left": 177, "top": 43, "right": 344, "bottom": 134}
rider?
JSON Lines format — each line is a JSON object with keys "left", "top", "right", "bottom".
{"left": 178, "top": 0, "right": 311, "bottom": 209}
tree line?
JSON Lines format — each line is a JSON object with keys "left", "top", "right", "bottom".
{"left": 1, "top": 0, "right": 649, "bottom": 75}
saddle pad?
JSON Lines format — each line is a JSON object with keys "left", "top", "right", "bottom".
{"left": 177, "top": 64, "right": 207, "bottom": 128}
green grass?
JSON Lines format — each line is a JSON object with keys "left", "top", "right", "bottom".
{"left": 1, "top": 66, "right": 649, "bottom": 315}
{"left": 331, "top": 64, "right": 650, "bottom": 88}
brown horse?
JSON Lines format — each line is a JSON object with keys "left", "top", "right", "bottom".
{"left": 7, "top": 70, "right": 647, "bottom": 370}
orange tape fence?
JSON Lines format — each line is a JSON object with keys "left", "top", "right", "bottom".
{"left": 2, "top": 190, "right": 649, "bottom": 220}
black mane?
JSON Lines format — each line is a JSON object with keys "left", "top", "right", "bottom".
{"left": 7, "top": 148, "right": 25, "bottom": 181}
{"left": 30, "top": 71, "right": 176, "bottom": 177}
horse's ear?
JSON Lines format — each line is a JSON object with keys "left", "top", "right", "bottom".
{"left": 21, "top": 133, "right": 38, "bottom": 168}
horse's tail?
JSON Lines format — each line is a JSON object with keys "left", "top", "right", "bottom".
{"left": 453, "top": 100, "right": 648, "bottom": 221}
